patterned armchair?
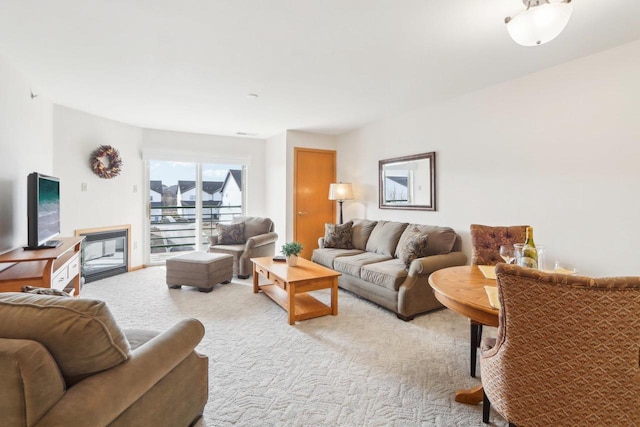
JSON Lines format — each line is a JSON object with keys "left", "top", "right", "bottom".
{"left": 208, "top": 217, "right": 278, "bottom": 279}
{"left": 481, "top": 264, "right": 640, "bottom": 426}
{"left": 470, "top": 224, "right": 528, "bottom": 265}
{"left": 467, "top": 224, "right": 528, "bottom": 377}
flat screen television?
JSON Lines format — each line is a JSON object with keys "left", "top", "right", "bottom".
{"left": 27, "top": 172, "right": 61, "bottom": 249}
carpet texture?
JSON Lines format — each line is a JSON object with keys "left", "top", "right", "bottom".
{"left": 81, "top": 267, "right": 506, "bottom": 426}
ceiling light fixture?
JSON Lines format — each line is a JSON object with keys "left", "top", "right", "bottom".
{"left": 505, "top": 0, "right": 573, "bottom": 47}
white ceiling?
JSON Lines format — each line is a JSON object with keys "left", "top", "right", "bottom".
{"left": 1, "top": 1, "right": 639, "bottom": 139}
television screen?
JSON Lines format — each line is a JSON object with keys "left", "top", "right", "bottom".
{"left": 27, "top": 172, "right": 61, "bottom": 248}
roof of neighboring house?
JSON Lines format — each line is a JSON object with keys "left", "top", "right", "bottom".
{"left": 150, "top": 180, "right": 163, "bottom": 194}
{"left": 178, "top": 180, "right": 224, "bottom": 195}
{"left": 222, "top": 169, "right": 242, "bottom": 191}
{"left": 178, "top": 180, "right": 196, "bottom": 194}
{"left": 203, "top": 181, "right": 224, "bottom": 194}
{"left": 387, "top": 176, "right": 408, "bottom": 187}
{"left": 150, "top": 201, "right": 164, "bottom": 208}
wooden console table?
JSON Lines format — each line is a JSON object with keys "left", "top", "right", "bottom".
{"left": 0, "top": 236, "right": 84, "bottom": 296}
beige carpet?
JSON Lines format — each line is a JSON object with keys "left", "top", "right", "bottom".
{"left": 81, "top": 267, "right": 507, "bottom": 426}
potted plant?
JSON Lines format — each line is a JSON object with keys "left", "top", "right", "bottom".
{"left": 281, "top": 241, "right": 303, "bottom": 266}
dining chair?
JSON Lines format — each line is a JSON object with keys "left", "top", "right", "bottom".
{"left": 480, "top": 263, "right": 640, "bottom": 426}
{"left": 468, "top": 224, "right": 528, "bottom": 377}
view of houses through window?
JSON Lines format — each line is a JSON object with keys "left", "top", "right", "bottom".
{"left": 148, "top": 160, "right": 244, "bottom": 263}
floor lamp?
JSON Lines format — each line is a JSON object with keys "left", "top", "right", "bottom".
{"left": 328, "top": 183, "right": 354, "bottom": 225}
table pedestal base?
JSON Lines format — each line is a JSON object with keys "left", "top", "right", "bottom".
{"left": 454, "top": 385, "right": 484, "bottom": 404}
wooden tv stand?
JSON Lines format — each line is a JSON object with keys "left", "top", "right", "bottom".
{"left": 0, "top": 236, "right": 84, "bottom": 296}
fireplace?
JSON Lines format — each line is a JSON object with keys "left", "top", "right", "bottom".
{"left": 75, "top": 225, "right": 131, "bottom": 283}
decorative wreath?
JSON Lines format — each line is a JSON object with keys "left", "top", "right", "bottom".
{"left": 91, "top": 145, "right": 123, "bottom": 179}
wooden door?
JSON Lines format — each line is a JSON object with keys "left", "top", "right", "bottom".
{"left": 294, "top": 148, "right": 336, "bottom": 260}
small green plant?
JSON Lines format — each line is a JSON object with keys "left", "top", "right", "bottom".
{"left": 281, "top": 241, "right": 303, "bottom": 257}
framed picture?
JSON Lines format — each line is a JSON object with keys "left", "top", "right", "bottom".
{"left": 379, "top": 152, "right": 436, "bottom": 211}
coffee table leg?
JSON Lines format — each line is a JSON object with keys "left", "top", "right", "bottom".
{"left": 331, "top": 278, "right": 338, "bottom": 316}
{"left": 287, "top": 282, "right": 296, "bottom": 325}
{"left": 253, "top": 263, "right": 259, "bottom": 293}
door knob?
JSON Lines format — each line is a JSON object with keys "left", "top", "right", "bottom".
{"left": 298, "top": 211, "right": 307, "bottom": 216}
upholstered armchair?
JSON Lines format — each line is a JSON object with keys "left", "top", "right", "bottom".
{"left": 208, "top": 216, "right": 278, "bottom": 279}
{"left": 0, "top": 292, "right": 208, "bottom": 426}
{"left": 467, "top": 224, "right": 528, "bottom": 377}
{"left": 481, "top": 264, "right": 640, "bottom": 426}
{"left": 469, "top": 224, "right": 528, "bottom": 265}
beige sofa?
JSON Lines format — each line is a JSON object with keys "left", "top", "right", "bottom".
{"left": 312, "top": 219, "right": 467, "bottom": 320}
{"left": 208, "top": 216, "right": 278, "bottom": 278}
{"left": 0, "top": 293, "right": 208, "bottom": 427}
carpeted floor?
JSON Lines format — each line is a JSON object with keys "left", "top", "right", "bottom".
{"left": 81, "top": 267, "right": 507, "bottom": 426}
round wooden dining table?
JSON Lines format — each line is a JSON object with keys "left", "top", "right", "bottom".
{"left": 428, "top": 265, "right": 500, "bottom": 404}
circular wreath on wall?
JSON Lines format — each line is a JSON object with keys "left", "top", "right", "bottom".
{"left": 91, "top": 145, "right": 123, "bottom": 179}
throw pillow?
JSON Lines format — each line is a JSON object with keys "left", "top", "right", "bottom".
{"left": 217, "top": 222, "right": 245, "bottom": 244}
{"left": 398, "top": 230, "right": 429, "bottom": 269}
{"left": 323, "top": 221, "right": 354, "bottom": 249}
{"left": 22, "top": 285, "right": 71, "bottom": 297}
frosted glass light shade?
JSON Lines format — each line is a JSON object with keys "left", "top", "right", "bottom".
{"left": 328, "top": 183, "right": 354, "bottom": 201}
{"left": 506, "top": 1, "right": 573, "bottom": 46}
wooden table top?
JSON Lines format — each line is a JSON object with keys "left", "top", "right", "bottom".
{"left": 251, "top": 257, "right": 341, "bottom": 283}
{"left": 428, "top": 265, "right": 499, "bottom": 327}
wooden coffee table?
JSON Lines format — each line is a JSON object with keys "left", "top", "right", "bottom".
{"left": 251, "top": 257, "right": 341, "bottom": 325}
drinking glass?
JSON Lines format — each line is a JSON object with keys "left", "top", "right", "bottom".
{"left": 554, "top": 260, "right": 577, "bottom": 275}
{"left": 499, "top": 244, "right": 515, "bottom": 264}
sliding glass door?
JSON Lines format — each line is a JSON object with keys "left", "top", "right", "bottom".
{"left": 147, "top": 161, "right": 245, "bottom": 265}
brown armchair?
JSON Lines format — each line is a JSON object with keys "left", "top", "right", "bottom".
{"left": 208, "top": 216, "right": 278, "bottom": 279}
{"left": 481, "top": 264, "right": 640, "bottom": 426}
{"left": 468, "top": 224, "right": 528, "bottom": 377}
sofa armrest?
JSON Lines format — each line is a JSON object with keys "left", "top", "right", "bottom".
{"left": 317, "top": 237, "right": 325, "bottom": 249}
{"left": 208, "top": 234, "right": 219, "bottom": 246}
{"left": 35, "top": 318, "right": 206, "bottom": 427}
{"left": 244, "top": 232, "right": 278, "bottom": 250}
{"left": 409, "top": 251, "right": 468, "bottom": 276}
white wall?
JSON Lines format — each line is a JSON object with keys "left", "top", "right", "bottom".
{"left": 0, "top": 55, "right": 53, "bottom": 253}
{"left": 53, "top": 106, "right": 145, "bottom": 267}
{"left": 265, "top": 131, "right": 287, "bottom": 250}
{"left": 338, "top": 40, "right": 640, "bottom": 277}
{"left": 50, "top": 108, "right": 270, "bottom": 268}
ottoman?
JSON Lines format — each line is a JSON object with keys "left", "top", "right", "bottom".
{"left": 166, "top": 252, "right": 233, "bottom": 292}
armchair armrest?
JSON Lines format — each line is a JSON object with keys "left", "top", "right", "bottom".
{"left": 35, "top": 319, "right": 206, "bottom": 427}
{"left": 408, "top": 251, "right": 468, "bottom": 276}
{"left": 244, "top": 232, "right": 278, "bottom": 250}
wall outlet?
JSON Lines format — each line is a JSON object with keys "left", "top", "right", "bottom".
{"left": 81, "top": 182, "right": 87, "bottom": 192}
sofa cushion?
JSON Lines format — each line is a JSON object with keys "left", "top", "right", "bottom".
{"left": 396, "top": 224, "right": 457, "bottom": 257}
{"left": 0, "top": 293, "right": 131, "bottom": 386}
{"left": 333, "top": 252, "right": 392, "bottom": 277}
{"left": 233, "top": 216, "right": 273, "bottom": 239}
{"left": 311, "top": 248, "right": 364, "bottom": 269}
{"left": 351, "top": 219, "right": 377, "bottom": 250}
{"left": 323, "top": 221, "right": 354, "bottom": 249}
{"left": 365, "top": 221, "right": 408, "bottom": 256}
{"left": 397, "top": 228, "right": 430, "bottom": 268}
{"left": 360, "top": 259, "right": 408, "bottom": 291}
{"left": 217, "top": 222, "right": 245, "bottom": 244}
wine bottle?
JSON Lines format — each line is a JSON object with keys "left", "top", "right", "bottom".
{"left": 520, "top": 226, "right": 538, "bottom": 269}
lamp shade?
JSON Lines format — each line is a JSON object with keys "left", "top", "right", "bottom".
{"left": 506, "top": 1, "right": 573, "bottom": 46}
{"left": 328, "top": 183, "right": 354, "bottom": 201}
